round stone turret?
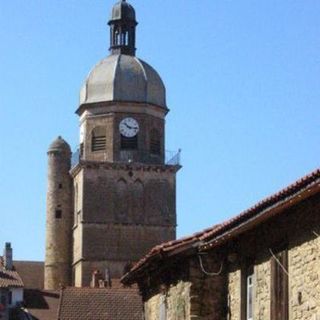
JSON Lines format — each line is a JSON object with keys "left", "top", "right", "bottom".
{"left": 48, "top": 136, "right": 72, "bottom": 153}
{"left": 45, "top": 136, "right": 73, "bottom": 290}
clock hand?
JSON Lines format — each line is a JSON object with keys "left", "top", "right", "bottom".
{"left": 125, "top": 123, "right": 138, "bottom": 130}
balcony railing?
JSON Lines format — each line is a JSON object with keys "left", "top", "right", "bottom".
{"left": 71, "top": 148, "right": 181, "bottom": 169}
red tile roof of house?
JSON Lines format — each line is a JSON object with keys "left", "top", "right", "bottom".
{"left": 123, "top": 168, "right": 320, "bottom": 283}
{"left": 57, "top": 287, "right": 143, "bottom": 320}
{"left": 13, "top": 261, "right": 44, "bottom": 289}
{"left": 200, "top": 168, "right": 320, "bottom": 250}
{"left": 0, "top": 259, "right": 24, "bottom": 288}
{"left": 121, "top": 224, "right": 221, "bottom": 283}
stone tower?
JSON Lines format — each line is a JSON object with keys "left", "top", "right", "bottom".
{"left": 45, "top": 137, "right": 73, "bottom": 290}
{"left": 71, "top": 0, "right": 181, "bottom": 287}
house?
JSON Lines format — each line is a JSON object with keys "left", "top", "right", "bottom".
{"left": 122, "top": 168, "right": 320, "bottom": 320}
{"left": 0, "top": 243, "right": 24, "bottom": 320}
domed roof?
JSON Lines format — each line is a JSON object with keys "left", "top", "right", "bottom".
{"left": 80, "top": 54, "right": 167, "bottom": 109}
{"left": 48, "top": 136, "right": 71, "bottom": 153}
{"left": 110, "top": 0, "right": 136, "bottom": 22}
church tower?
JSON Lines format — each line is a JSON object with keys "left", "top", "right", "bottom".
{"left": 45, "top": 0, "right": 181, "bottom": 289}
{"left": 72, "top": 0, "right": 180, "bottom": 287}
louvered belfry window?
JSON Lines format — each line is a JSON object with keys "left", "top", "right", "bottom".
{"left": 91, "top": 127, "right": 106, "bottom": 152}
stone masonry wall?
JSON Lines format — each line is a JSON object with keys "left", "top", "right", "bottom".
{"left": 225, "top": 192, "right": 320, "bottom": 320}
{"left": 45, "top": 148, "right": 73, "bottom": 290}
{"left": 141, "top": 253, "right": 226, "bottom": 320}
{"left": 289, "top": 233, "right": 320, "bottom": 320}
{"left": 139, "top": 192, "right": 320, "bottom": 320}
{"left": 144, "top": 280, "right": 192, "bottom": 320}
{"left": 72, "top": 163, "right": 177, "bottom": 285}
{"left": 228, "top": 269, "right": 240, "bottom": 320}
{"left": 189, "top": 253, "right": 226, "bottom": 319}
{"left": 254, "top": 259, "right": 271, "bottom": 320}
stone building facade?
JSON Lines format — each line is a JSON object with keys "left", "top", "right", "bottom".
{"left": 123, "top": 169, "right": 320, "bottom": 320}
{"left": 45, "top": 0, "right": 180, "bottom": 290}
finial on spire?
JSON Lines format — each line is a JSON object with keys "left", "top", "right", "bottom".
{"left": 108, "top": 0, "right": 138, "bottom": 56}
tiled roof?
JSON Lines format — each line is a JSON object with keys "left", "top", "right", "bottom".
{"left": 200, "top": 168, "right": 320, "bottom": 249}
{"left": 122, "top": 225, "right": 221, "bottom": 281}
{"left": 13, "top": 261, "right": 44, "bottom": 289}
{"left": 23, "top": 290, "right": 60, "bottom": 320}
{"left": 0, "top": 261, "right": 24, "bottom": 288}
{"left": 57, "top": 287, "right": 143, "bottom": 320}
{"left": 123, "top": 167, "right": 320, "bottom": 283}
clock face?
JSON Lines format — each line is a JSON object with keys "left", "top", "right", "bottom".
{"left": 119, "top": 117, "right": 139, "bottom": 138}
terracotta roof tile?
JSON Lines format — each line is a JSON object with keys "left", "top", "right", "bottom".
{"left": 121, "top": 225, "right": 220, "bottom": 282}
{"left": 200, "top": 168, "right": 320, "bottom": 248}
{"left": 123, "top": 167, "right": 320, "bottom": 282}
{"left": 0, "top": 261, "right": 24, "bottom": 288}
{"left": 57, "top": 287, "right": 143, "bottom": 320}
{"left": 13, "top": 260, "right": 44, "bottom": 289}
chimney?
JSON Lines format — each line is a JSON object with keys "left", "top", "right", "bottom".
{"left": 91, "top": 270, "right": 103, "bottom": 288}
{"left": 105, "top": 268, "right": 112, "bottom": 288}
{"left": 3, "top": 243, "right": 13, "bottom": 270}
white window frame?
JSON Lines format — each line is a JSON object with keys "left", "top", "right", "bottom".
{"left": 246, "top": 274, "right": 253, "bottom": 320}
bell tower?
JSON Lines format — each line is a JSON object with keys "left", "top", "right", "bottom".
{"left": 108, "top": 0, "right": 137, "bottom": 56}
{"left": 71, "top": 0, "right": 181, "bottom": 287}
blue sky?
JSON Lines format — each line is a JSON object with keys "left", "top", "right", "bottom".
{"left": 0, "top": 1, "right": 319, "bottom": 261}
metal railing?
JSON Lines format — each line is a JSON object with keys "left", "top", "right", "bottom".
{"left": 71, "top": 149, "right": 81, "bottom": 168}
{"left": 71, "top": 148, "right": 181, "bottom": 168}
{"left": 165, "top": 149, "right": 181, "bottom": 166}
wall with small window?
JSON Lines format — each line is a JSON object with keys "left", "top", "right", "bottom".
{"left": 141, "top": 252, "right": 226, "bottom": 320}
{"left": 225, "top": 193, "right": 320, "bottom": 320}
{"left": 143, "top": 270, "right": 192, "bottom": 320}
{"left": 131, "top": 188, "right": 320, "bottom": 320}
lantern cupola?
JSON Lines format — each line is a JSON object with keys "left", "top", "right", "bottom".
{"left": 108, "top": 0, "right": 138, "bottom": 56}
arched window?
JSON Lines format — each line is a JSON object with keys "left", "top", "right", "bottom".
{"left": 115, "top": 29, "right": 120, "bottom": 45}
{"left": 150, "top": 129, "right": 161, "bottom": 155}
{"left": 91, "top": 127, "right": 106, "bottom": 152}
{"left": 124, "top": 32, "right": 129, "bottom": 45}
